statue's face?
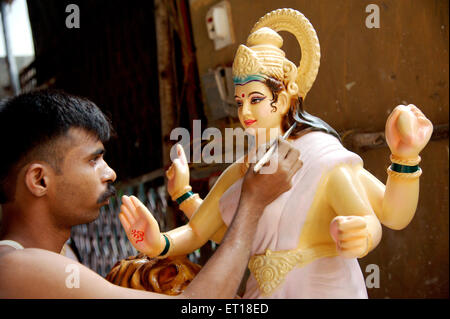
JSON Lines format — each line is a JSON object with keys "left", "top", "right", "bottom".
{"left": 234, "top": 80, "right": 286, "bottom": 143}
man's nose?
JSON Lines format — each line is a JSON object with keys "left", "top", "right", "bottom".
{"left": 102, "top": 164, "right": 117, "bottom": 183}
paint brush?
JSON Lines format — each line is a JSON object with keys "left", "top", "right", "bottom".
{"left": 253, "top": 122, "right": 297, "bottom": 173}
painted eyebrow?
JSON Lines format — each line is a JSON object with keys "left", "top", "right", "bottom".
{"left": 249, "top": 91, "right": 265, "bottom": 96}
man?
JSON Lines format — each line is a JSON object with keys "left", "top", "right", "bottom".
{"left": 0, "top": 90, "right": 302, "bottom": 298}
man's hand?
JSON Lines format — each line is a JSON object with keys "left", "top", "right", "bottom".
{"left": 240, "top": 138, "right": 303, "bottom": 212}
{"left": 329, "top": 216, "right": 370, "bottom": 258}
{"left": 119, "top": 195, "right": 164, "bottom": 257}
{"left": 166, "top": 144, "right": 191, "bottom": 201}
{"left": 385, "top": 104, "right": 433, "bottom": 159}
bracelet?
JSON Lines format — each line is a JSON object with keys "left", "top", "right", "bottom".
{"left": 390, "top": 154, "right": 421, "bottom": 166}
{"left": 175, "top": 191, "right": 194, "bottom": 205}
{"left": 390, "top": 163, "right": 420, "bottom": 174}
{"left": 387, "top": 166, "right": 422, "bottom": 179}
{"left": 158, "top": 234, "right": 172, "bottom": 257}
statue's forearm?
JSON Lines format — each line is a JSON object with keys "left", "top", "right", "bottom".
{"left": 179, "top": 194, "right": 227, "bottom": 243}
{"left": 381, "top": 173, "right": 420, "bottom": 230}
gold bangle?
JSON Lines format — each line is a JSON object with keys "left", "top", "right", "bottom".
{"left": 390, "top": 154, "right": 421, "bottom": 166}
{"left": 387, "top": 166, "right": 422, "bottom": 179}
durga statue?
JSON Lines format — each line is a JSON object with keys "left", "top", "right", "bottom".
{"left": 117, "top": 9, "right": 433, "bottom": 298}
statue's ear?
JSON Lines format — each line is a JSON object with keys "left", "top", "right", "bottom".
{"left": 276, "top": 91, "right": 291, "bottom": 116}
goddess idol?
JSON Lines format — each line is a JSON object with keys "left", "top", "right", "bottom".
{"left": 119, "top": 9, "right": 433, "bottom": 298}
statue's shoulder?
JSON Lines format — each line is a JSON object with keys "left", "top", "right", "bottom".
{"left": 295, "top": 131, "right": 362, "bottom": 171}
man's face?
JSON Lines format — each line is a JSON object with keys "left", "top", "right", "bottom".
{"left": 48, "top": 128, "right": 117, "bottom": 227}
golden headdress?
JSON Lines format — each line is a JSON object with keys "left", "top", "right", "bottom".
{"left": 232, "top": 8, "right": 321, "bottom": 99}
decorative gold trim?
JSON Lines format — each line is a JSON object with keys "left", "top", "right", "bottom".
{"left": 390, "top": 154, "right": 421, "bottom": 166}
{"left": 248, "top": 245, "right": 338, "bottom": 296}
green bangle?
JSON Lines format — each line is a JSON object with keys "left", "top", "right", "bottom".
{"left": 159, "top": 234, "right": 170, "bottom": 256}
{"left": 390, "top": 163, "right": 420, "bottom": 173}
{"left": 175, "top": 191, "right": 194, "bottom": 205}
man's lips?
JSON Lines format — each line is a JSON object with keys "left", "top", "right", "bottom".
{"left": 244, "top": 119, "right": 257, "bottom": 126}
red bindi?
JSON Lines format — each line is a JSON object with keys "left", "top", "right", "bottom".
{"left": 241, "top": 94, "right": 245, "bottom": 98}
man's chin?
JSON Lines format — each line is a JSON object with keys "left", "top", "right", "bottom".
{"left": 82, "top": 208, "right": 102, "bottom": 224}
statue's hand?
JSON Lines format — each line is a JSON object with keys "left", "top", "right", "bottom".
{"left": 119, "top": 195, "right": 164, "bottom": 257}
{"left": 385, "top": 104, "right": 433, "bottom": 159}
{"left": 166, "top": 144, "right": 192, "bottom": 200}
{"left": 330, "top": 216, "right": 370, "bottom": 258}
{"left": 166, "top": 144, "right": 191, "bottom": 201}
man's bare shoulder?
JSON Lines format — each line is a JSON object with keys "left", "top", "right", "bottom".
{"left": 0, "top": 246, "right": 69, "bottom": 267}
{"left": 0, "top": 247, "right": 91, "bottom": 298}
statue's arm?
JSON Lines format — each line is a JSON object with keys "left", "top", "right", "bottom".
{"left": 358, "top": 104, "right": 433, "bottom": 230}
{"left": 165, "top": 161, "right": 247, "bottom": 256}
{"left": 326, "top": 164, "right": 383, "bottom": 258}
{"left": 178, "top": 189, "right": 227, "bottom": 244}
{"left": 358, "top": 167, "right": 420, "bottom": 230}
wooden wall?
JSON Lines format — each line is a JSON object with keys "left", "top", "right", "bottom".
{"left": 188, "top": 0, "right": 449, "bottom": 298}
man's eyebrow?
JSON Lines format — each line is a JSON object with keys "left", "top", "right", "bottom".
{"left": 91, "top": 148, "right": 105, "bottom": 157}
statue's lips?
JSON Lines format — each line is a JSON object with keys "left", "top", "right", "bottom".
{"left": 244, "top": 119, "right": 257, "bottom": 126}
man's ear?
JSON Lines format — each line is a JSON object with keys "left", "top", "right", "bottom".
{"left": 275, "top": 91, "right": 291, "bottom": 116}
{"left": 24, "top": 163, "right": 50, "bottom": 198}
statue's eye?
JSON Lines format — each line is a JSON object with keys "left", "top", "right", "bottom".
{"left": 235, "top": 100, "right": 243, "bottom": 107}
{"left": 251, "top": 97, "right": 265, "bottom": 104}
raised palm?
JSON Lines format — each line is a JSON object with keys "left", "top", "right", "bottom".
{"left": 119, "top": 195, "right": 163, "bottom": 257}
{"left": 385, "top": 104, "right": 433, "bottom": 159}
{"left": 166, "top": 144, "right": 191, "bottom": 200}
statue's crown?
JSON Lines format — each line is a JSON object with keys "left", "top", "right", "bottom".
{"left": 232, "top": 27, "right": 288, "bottom": 85}
{"left": 231, "top": 8, "right": 321, "bottom": 99}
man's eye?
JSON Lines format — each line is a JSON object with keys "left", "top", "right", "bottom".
{"left": 90, "top": 156, "right": 101, "bottom": 164}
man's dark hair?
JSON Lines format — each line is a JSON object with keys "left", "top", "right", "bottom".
{"left": 0, "top": 90, "right": 112, "bottom": 204}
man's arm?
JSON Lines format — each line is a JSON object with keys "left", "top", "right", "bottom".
{"left": 180, "top": 198, "right": 267, "bottom": 298}
{"left": 0, "top": 248, "right": 171, "bottom": 298}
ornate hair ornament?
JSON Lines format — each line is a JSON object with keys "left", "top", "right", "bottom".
{"left": 232, "top": 8, "right": 321, "bottom": 99}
